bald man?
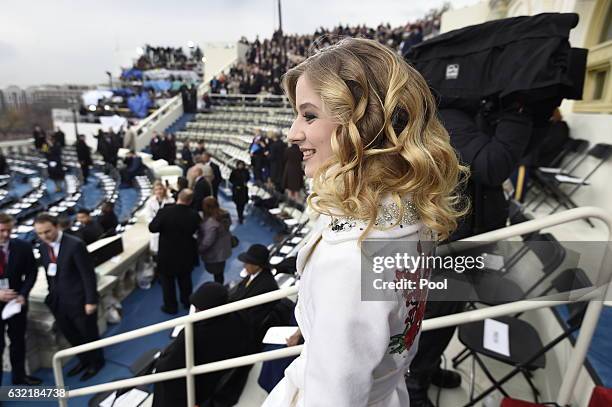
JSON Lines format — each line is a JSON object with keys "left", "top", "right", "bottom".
{"left": 149, "top": 189, "right": 201, "bottom": 314}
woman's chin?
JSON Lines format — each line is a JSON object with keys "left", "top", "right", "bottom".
{"left": 304, "top": 163, "right": 315, "bottom": 179}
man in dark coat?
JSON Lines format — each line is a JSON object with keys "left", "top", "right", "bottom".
{"left": 0, "top": 214, "right": 41, "bottom": 386}
{"left": 33, "top": 125, "right": 46, "bottom": 150}
{"left": 121, "top": 151, "right": 144, "bottom": 186}
{"left": 34, "top": 213, "right": 104, "bottom": 382}
{"left": 406, "top": 101, "right": 534, "bottom": 407}
{"left": 249, "top": 134, "right": 266, "bottom": 183}
{"left": 283, "top": 144, "right": 305, "bottom": 200}
{"left": 268, "top": 134, "right": 286, "bottom": 192}
{"left": 76, "top": 135, "right": 92, "bottom": 184}
{"left": 222, "top": 244, "right": 280, "bottom": 403}
{"left": 149, "top": 189, "right": 201, "bottom": 314}
{"left": 191, "top": 166, "right": 212, "bottom": 213}
{"left": 0, "top": 152, "right": 7, "bottom": 175}
{"left": 442, "top": 102, "right": 533, "bottom": 240}
{"left": 45, "top": 138, "right": 65, "bottom": 193}
{"left": 152, "top": 282, "right": 249, "bottom": 407}
{"left": 180, "top": 142, "right": 194, "bottom": 170}
{"left": 202, "top": 153, "right": 222, "bottom": 199}
{"left": 229, "top": 161, "right": 250, "bottom": 224}
{"left": 52, "top": 127, "right": 66, "bottom": 147}
{"left": 98, "top": 131, "right": 118, "bottom": 168}
{"left": 150, "top": 133, "right": 162, "bottom": 161}
{"left": 230, "top": 243, "right": 279, "bottom": 341}
{"left": 76, "top": 209, "right": 104, "bottom": 245}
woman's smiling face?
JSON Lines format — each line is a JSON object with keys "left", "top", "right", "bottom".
{"left": 288, "top": 74, "right": 337, "bottom": 178}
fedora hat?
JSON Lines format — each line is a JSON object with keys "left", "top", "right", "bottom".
{"left": 238, "top": 244, "right": 271, "bottom": 268}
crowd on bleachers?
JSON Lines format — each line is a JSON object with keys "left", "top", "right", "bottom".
{"left": 82, "top": 44, "right": 203, "bottom": 120}
{"left": 211, "top": 5, "right": 446, "bottom": 96}
{"left": 135, "top": 44, "right": 204, "bottom": 71}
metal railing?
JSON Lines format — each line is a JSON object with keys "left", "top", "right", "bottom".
{"left": 0, "top": 138, "right": 34, "bottom": 155}
{"left": 208, "top": 93, "right": 290, "bottom": 108}
{"left": 52, "top": 206, "right": 612, "bottom": 407}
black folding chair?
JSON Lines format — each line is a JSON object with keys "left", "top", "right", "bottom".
{"left": 531, "top": 143, "right": 611, "bottom": 227}
{"left": 452, "top": 232, "right": 566, "bottom": 367}
{"left": 526, "top": 138, "right": 589, "bottom": 209}
{"left": 458, "top": 268, "right": 591, "bottom": 406}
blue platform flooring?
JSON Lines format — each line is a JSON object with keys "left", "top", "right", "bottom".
{"left": 2, "top": 193, "right": 275, "bottom": 406}
{"left": 556, "top": 305, "right": 612, "bottom": 388}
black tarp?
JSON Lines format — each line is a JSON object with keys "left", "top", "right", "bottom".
{"left": 407, "top": 13, "right": 587, "bottom": 109}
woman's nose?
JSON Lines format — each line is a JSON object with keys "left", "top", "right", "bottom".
{"left": 287, "top": 120, "right": 305, "bottom": 144}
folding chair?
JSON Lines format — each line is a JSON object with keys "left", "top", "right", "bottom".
{"left": 548, "top": 143, "right": 612, "bottom": 214}
{"left": 452, "top": 233, "right": 566, "bottom": 367}
{"left": 458, "top": 268, "right": 591, "bottom": 406}
{"left": 527, "top": 138, "right": 589, "bottom": 208}
{"left": 531, "top": 143, "right": 611, "bottom": 227}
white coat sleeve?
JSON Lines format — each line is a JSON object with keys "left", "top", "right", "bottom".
{"left": 303, "top": 242, "right": 396, "bottom": 406}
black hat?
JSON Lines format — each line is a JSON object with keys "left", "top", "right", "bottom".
{"left": 238, "top": 244, "right": 271, "bottom": 268}
{"left": 189, "top": 282, "right": 228, "bottom": 310}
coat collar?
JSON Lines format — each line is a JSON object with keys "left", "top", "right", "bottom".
{"left": 321, "top": 194, "right": 422, "bottom": 244}
{"left": 295, "top": 195, "right": 428, "bottom": 275}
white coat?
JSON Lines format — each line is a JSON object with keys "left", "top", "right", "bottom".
{"left": 145, "top": 195, "right": 175, "bottom": 253}
{"left": 263, "top": 196, "right": 433, "bottom": 407}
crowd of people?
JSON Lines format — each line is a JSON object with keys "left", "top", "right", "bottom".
{"left": 134, "top": 45, "right": 204, "bottom": 71}
{"left": 32, "top": 124, "right": 145, "bottom": 190}
{"left": 211, "top": 6, "right": 446, "bottom": 96}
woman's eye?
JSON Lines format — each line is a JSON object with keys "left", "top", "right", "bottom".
{"left": 303, "top": 113, "right": 316, "bottom": 122}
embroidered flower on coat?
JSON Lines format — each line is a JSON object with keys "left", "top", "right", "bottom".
{"left": 388, "top": 240, "right": 432, "bottom": 355}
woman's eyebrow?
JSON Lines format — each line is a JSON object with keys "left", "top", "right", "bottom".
{"left": 298, "top": 102, "right": 319, "bottom": 111}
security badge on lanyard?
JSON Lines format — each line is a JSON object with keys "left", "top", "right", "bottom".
{"left": 47, "top": 246, "right": 58, "bottom": 277}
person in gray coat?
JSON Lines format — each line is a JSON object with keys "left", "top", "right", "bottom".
{"left": 198, "top": 196, "right": 232, "bottom": 284}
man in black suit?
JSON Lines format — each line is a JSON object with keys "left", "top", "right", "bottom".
{"left": 76, "top": 134, "right": 92, "bottom": 184}
{"left": 0, "top": 214, "right": 41, "bottom": 386}
{"left": 231, "top": 244, "right": 279, "bottom": 341}
{"left": 76, "top": 208, "right": 104, "bottom": 245}
{"left": 222, "top": 244, "right": 280, "bottom": 403}
{"left": 149, "top": 189, "right": 201, "bottom": 314}
{"left": 202, "top": 153, "right": 223, "bottom": 199}
{"left": 153, "top": 282, "right": 249, "bottom": 407}
{"left": 34, "top": 213, "right": 104, "bottom": 382}
{"left": 191, "top": 166, "right": 212, "bottom": 212}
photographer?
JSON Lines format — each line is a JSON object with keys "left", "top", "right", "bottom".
{"left": 406, "top": 98, "right": 534, "bottom": 407}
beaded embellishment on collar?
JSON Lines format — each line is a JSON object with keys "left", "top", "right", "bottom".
{"left": 327, "top": 198, "right": 419, "bottom": 233}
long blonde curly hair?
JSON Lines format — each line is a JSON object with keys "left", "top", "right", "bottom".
{"left": 282, "top": 37, "right": 468, "bottom": 242}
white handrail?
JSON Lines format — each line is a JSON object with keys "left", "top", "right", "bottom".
{"left": 52, "top": 206, "right": 612, "bottom": 406}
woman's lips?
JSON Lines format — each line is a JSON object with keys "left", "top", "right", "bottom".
{"left": 301, "top": 149, "right": 315, "bottom": 161}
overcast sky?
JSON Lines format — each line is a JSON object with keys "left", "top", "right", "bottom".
{"left": 1, "top": 0, "right": 480, "bottom": 88}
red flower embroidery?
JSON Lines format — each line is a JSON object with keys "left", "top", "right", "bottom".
{"left": 388, "top": 241, "right": 432, "bottom": 354}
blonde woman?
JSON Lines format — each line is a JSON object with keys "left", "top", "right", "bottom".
{"left": 263, "top": 38, "right": 466, "bottom": 407}
{"left": 145, "top": 181, "right": 175, "bottom": 255}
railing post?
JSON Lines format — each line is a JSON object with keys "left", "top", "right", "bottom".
{"left": 184, "top": 321, "right": 196, "bottom": 407}
{"left": 53, "top": 356, "right": 68, "bottom": 407}
{"left": 557, "top": 293, "right": 608, "bottom": 405}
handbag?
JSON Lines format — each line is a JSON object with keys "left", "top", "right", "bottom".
{"left": 231, "top": 234, "right": 239, "bottom": 248}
